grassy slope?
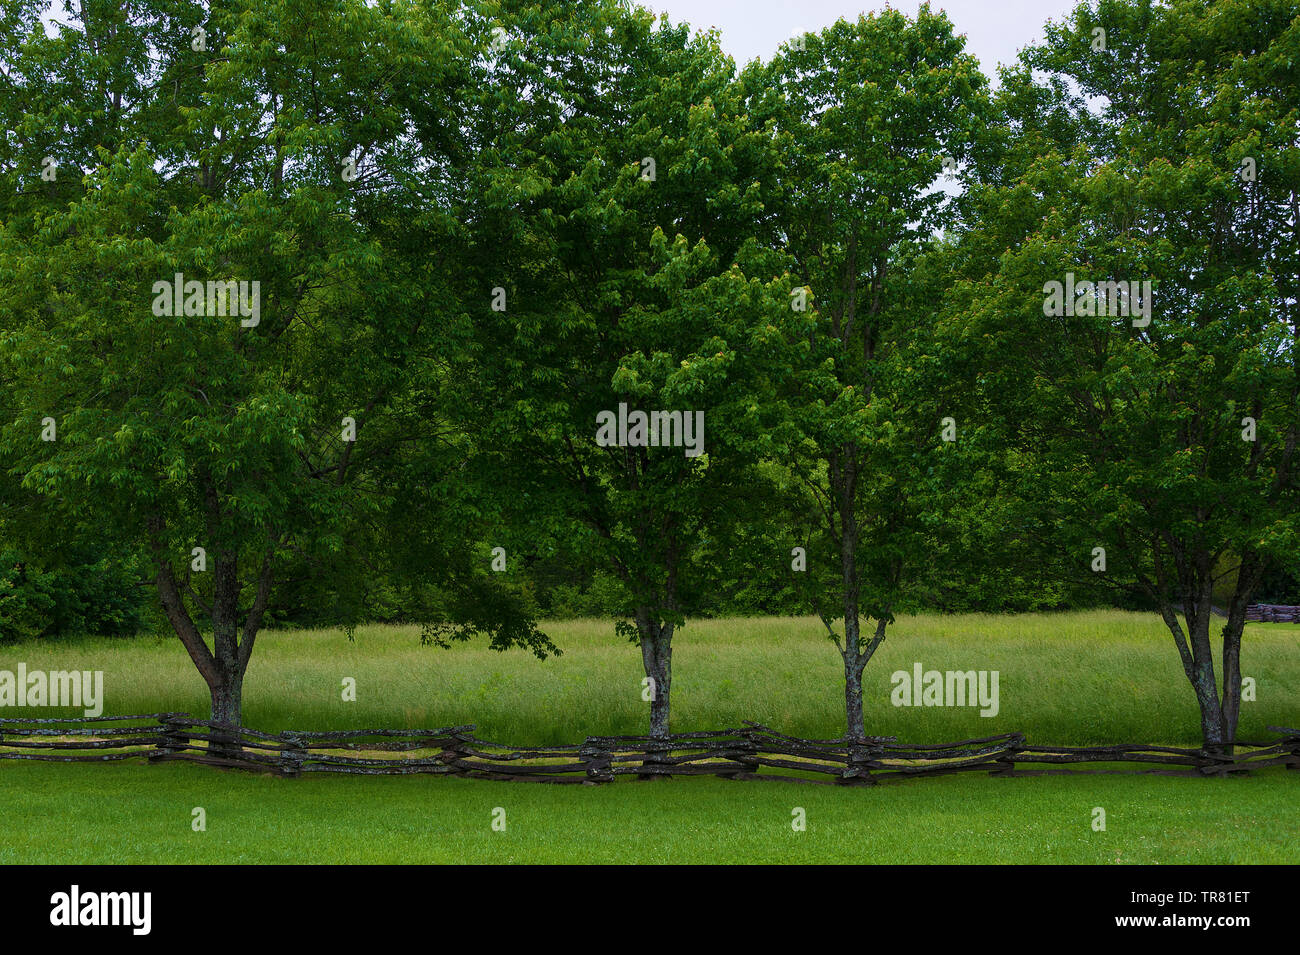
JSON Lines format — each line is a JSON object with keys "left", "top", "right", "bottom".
{"left": 0, "top": 760, "right": 1295, "bottom": 864}
{"left": 1, "top": 611, "right": 1296, "bottom": 744}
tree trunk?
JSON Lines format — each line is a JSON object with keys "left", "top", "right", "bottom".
{"left": 1219, "top": 551, "right": 1263, "bottom": 753}
{"left": 207, "top": 666, "right": 245, "bottom": 757}
{"left": 1160, "top": 584, "right": 1226, "bottom": 749}
{"left": 636, "top": 608, "right": 673, "bottom": 739}
{"left": 647, "top": 637, "right": 672, "bottom": 739}
{"left": 833, "top": 444, "right": 874, "bottom": 742}
{"left": 635, "top": 608, "right": 674, "bottom": 779}
{"left": 842, "top": 617, "right": 889, "bottom": 744}
{"left": 1191, "top": 657, "right": 1225, "bottom": 747}
{"left": 209, "top": 673, "right": 242, "bottom": 729}
{"left": 152, "top": 522, "right": 273, "bottom": 757}
{"left": 841, "top": 589, "right": 866, "bottom": 742}
{"left": 1219, "top": 619, "right": 1243, "bottom": 751}
{"left": 1189, "top": 586, "right": 1226, "bottom": 748}
{"left": 207, "top": 549, "right": 246, "bottom": 753}
{"left": 843, "top": 649, "right": 866, "bottom": 742}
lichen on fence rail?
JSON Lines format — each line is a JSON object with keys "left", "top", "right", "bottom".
{"left": 0, "top": 714, "right": 1296, "bottom": 783}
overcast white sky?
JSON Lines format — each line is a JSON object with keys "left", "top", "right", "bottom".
{"left": 40, "top": 0, "right": 1085, "bottom": 82}
{"left": 643, "top": 0, "right": 1084, "bottom": 81}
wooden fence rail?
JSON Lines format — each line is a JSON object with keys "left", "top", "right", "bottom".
{"left": 1246, "top": 603, "right": 1300, "bottom": 623}
{"left": 1, "top": 714, "right": 1297, "bottom": 784}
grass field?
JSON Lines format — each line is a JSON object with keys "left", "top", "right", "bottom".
{"left": 1, "top": 611, "right": 1296, "bottom": 744}
{"left": 2, "top": 611, "right": 1296, "bottom": 864}
{"left": 0, "top": 760, "right": 1294, "bottom": 864}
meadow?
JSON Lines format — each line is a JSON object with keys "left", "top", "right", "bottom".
{"left": 1, "top": 611, "right": 1296, "bottom": 745}
{"left": 2, "top": 611, "right": 1296, "bottom": 865}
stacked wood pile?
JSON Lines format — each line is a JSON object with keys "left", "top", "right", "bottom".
{"left": 2, "top": 714, "right": 1297, "bottom": 783}
{"left": 1246, "top": 604, "right": 1300, "bottom": 623}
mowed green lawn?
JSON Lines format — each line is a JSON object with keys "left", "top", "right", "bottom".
{"left": 0, "top": 760, "right": 1295, "bottom": 864}
{"left": 1, "top": 611, "right": 1296, "bottom": 744}
{"left": 1, "top": 611, "right": 1296, "bottom": 864}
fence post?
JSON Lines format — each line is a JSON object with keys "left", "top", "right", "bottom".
{"left": 992, "top": 734, "right": 1024, "bottom": 777}
{"left": 580, "top": 737, "right": 614, "bottom": 784}
{"left": 207, "top": 721, "right": 242, "bottom": 761}
{"left": 1197, "top": 743, "right": 1233, "bottom": 776}
{"left": 1279, "top": 728, "right": 1300, "bottom": 771}
{"left": 721, "top": 730, "right": 759, "bottom": 779}
{"left": 439, "top": 731, "right": 472, "bottom": 777}
{"left": 840, "top": 740, "right": 875, "bottom": 785}
{"left": 637, "top": 736, "right": 673, "bottom": 780}
{"left": 151, "top": 714, "right": 185, "bottom": 761}
{"left": 278, "top": 731, "right": 306, "bottom": 777}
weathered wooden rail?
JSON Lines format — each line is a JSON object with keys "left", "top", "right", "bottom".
{"left": 1247, "top": 603, "right": 1300, "bottom": 623}
{"left": 2, "top": 714, "right": 1297, "bottom": 783}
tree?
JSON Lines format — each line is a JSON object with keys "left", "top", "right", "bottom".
{"left": 743, "top": 7, "right": 990, "bottom": 741}
{"left": 447, "top": 0, "right": 801, "bottom": 738}
{"left": 940, "top": 0, "right": 1300, "bottom": 746}
{"left": 0, "top": 0, "right": 549, "bottom": 733}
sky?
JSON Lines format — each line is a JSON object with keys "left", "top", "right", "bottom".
{"left": 38, "top": 0, "right": 1086, "bottom": 82}
{"left": 643, "top": 0, "right": 1084, "bottom": 81}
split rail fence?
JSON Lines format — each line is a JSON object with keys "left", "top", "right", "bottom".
{"left": 1246, "top": 603, "right": 1300, "bottom": 623}
{"left": 2, "top": 714, "right": 1298, "bottom": 784}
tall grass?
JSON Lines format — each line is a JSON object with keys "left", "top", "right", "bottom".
{"left": 1, "top": 611, "right": 1296, "bottom": 745}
